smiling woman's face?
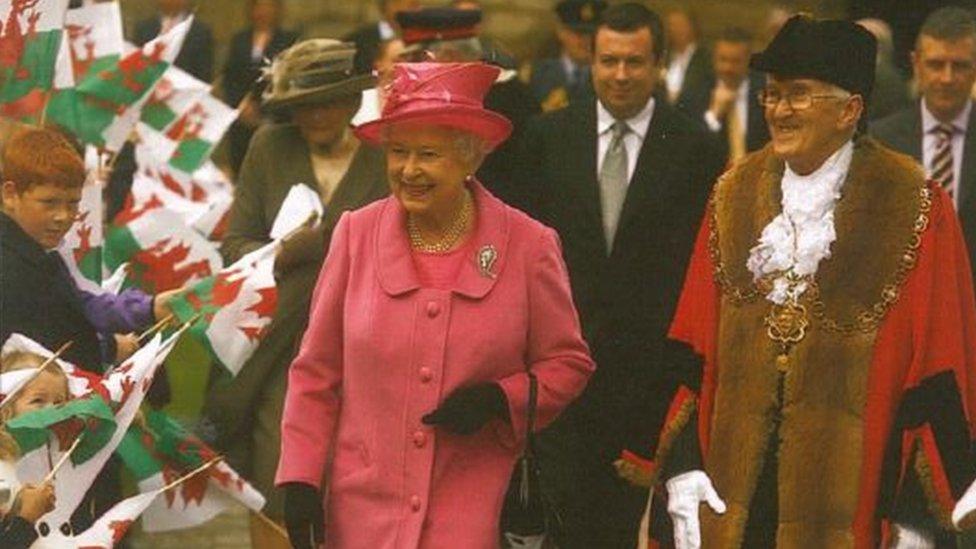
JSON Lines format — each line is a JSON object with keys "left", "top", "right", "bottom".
{"left": 385, "top": 123, "right": 477, "bottom": 219}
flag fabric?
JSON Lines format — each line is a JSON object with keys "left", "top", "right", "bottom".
{"left": 104, "top": 206, "right": 222, "bottom": 294}
{"left": 57, "top": 161, "right": 105, "bottom": 293}
{"left": 17, "top": 330, "right": 183, "bottom": 549}
{"left": 117, "top": 409, "right": 265, "bottom": 532}
{"left": 71, "top": 490, "right": 159, "bottom": 548}
{"left": 139, "top": 64, "right": 209, "bottom": 132}
{"left": 168, "top": 241, "right": 279, "bottom": 376}
{"left": 164, "top": 93, "right": 237, "bottom": 174}
{"left": 269, "top": 183, "right": 323, "bottom": 240}
{"left": 0, "top": 368, "right": 42, "bottom": 407}
{"left": 57, "top": 1, "right": 123, "bottom": 85}
{"left": 0, "top": 0, "right": 69, "bottom": 121}
{"left": 0, "top": 333, "right": 89, "bottom": 397}
{"left": 4, "top": 394, "right": 116, "bottom": 465}
{"left": 45, "top": 16, "right": 191, "bottom": 150}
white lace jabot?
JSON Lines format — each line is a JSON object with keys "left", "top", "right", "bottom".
{"left": 746, "top": 141, "right": 855, "bottom": 304}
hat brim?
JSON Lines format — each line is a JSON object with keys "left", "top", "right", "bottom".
{"left": 354, "top": 105, "right": 513, "bottom": 151}
{"left": 263, "top": 74, "right": 377, "bottom": 112}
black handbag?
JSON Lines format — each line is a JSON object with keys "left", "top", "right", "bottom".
{"left": 500, "top": 372, "right": 562, "bottom": 548}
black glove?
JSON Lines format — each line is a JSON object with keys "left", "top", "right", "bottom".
{"left": 283, "top": 482, "right": 324, "bottom": 549}
{"left": 422, "top": 383, "right": 509, "bottom": 435}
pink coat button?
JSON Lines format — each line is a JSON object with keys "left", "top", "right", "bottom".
{"left": 419, "top": 367, "right": 433, "bottom": 383}
{"left": 410, "top": 495, "right": 422, "bottom": 511}
{"left": 412, "top": 431, "right": 427, "bottom": 448}
{"left": 426, "top": 301, "right": 440, "bottom": 318}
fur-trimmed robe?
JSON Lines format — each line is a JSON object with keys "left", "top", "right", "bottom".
{"left": 640, "top": 138, "right": 976, "bottom": 548}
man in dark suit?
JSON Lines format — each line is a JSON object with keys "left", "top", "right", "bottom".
{"left": 872, "top": 7, "right": 976, "bottom": 276}
{"left": 664, "top": 8, "right": 712, "bottom": 113}
{"left": 680, "top": 26, "right": 770, "bottom": 165}
{"left": 344, "top": 0, "right": 419, "bottom": 74}
{"left": 520, "top": 4, "right": 723, "bottom": 547}
{"left": 134, "top": 0, "right": 215, "bottom": 82}
{"left": 526, "top": 0, "right": 607, "bottom": 113}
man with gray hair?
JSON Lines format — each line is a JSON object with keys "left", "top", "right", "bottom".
{"left": 874, "top": 7, "right": 976, "bottom": 283}
{"left": 344, "top": 0, "right": 420, "bottom": 73}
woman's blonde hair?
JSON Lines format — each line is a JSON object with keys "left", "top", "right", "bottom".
{"left": 0, "top": 352, "right": 69, "bottom": 460}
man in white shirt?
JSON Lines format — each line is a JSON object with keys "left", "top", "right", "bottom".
{"left": 664, "top": 8, "right": 711, "bottom": 110}
{"left": 873, "top": 7, "right": 976, "bottom": 281}
{"left": 344, "top": 0, "right": 420, "bottom": 74}
{"left": 520, "top": 3, "right": 723, "bottom": 547}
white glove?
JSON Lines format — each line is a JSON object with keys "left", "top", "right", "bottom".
{"left": 666, "top": 470, "right": 727, "bottom": 549}
{"left": 890, "top": 523, "right": 935, "bottom": 549}
{"left": 953, "top": 478, "right": 976, "bottom": 529}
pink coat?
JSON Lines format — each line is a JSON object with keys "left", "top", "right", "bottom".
{"left": 276, "top": 182, "right": 595, "bottom": 548}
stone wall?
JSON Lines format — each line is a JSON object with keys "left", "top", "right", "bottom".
{"left": 119, "top": 0, "right": 846, "bottom": 71}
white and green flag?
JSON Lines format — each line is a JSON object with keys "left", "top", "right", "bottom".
{"left": 0, "top": 0, "right": 69, "bottom": 121}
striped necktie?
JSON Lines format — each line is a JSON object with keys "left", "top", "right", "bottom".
{"left": 930, "top": 123, "right": 956, "bottom": 199}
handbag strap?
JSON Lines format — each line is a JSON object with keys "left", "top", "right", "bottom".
{"left": 525, "top": 371, "right": 538, "bottom": 457}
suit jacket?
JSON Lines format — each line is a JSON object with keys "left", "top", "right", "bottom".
{"left": 0, "top": 213, "right": 103, "bottom": 371}
{"left": 344, "top": 23, "right": 382, "bottom": 75}
{"left": 223, "top": 27, "right": 299, "bottom": 107}
{"left": 872, "top": 102, "right": 976, "bottom": 281}
{"left": 519, "top": 99, "right": 723, "bottom": 449}
{"left": 134, "top": 16, "right": 215, "bottom": 82}
{"left": 477, "top": 77, "right": 541, "bottom": 207}
{"left": 672, "top": 46, "right": 712, "bottom": 115}
{"left": 205, "top": 124, "right": 389, "bottom": 451}
{"left": 678, "top": 71, "right": 770, "bottom": 162}
{"left": 527, "top": 57, "right": 594, "bottom": 112}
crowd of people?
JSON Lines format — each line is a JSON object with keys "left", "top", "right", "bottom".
{"left": 5, "top": 0, "right": 976, "bottom": 548}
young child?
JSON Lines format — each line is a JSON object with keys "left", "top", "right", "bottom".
{"left": 0, "top": 126, "right": 177, "bottom": 403}
{"left": 0, "top": 352, "right": 63, "bottom": 547}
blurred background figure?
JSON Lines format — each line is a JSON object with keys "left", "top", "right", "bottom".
{"left": 133, "top": 0, "right": 215, "bottom": 82}
{"left": 526, "top": 0, "right": 607, "bottom": 113}
{"left": 344, "top": 0, "right": 420, "bottom": 74}
{"left": 222, "top": 0, "right": 299, "bottom": 176}
{"left": 396, "top": 7, "right": 540, "bottom": 206}
{"left": 450, "top": 0, "right": 519, "bottom": 69}
{"left": 857, "top": 17, "right": 911, "bottom": 120}
{"left": 762, "top": 1, "right": 796, "bottom": 45}
{"left": 680, "top": 26, "right": 770, "bottom": 165}
{"left": 664, "top": 8, "right": 712, "bottom": 111}
{"left": 209, "top": 39, "right": 388, "bottom": 549}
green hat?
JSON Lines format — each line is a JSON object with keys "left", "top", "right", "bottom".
{"left": 262, "top": 39, "right": 376, "bottom": 112}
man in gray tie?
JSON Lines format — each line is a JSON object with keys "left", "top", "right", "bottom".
{"left": 519, "top": 3, "right": 723, "bottom": 546}
{"left": 873, "top": 7, "right": 976, "bottom": 282}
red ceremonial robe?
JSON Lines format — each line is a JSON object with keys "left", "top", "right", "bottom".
{"left": 631, "top": 138, "right": 976, "bottom": 548}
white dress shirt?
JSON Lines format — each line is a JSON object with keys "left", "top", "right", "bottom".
{"left": 596, "top": 96, "right": 655, "bottom": 185}
{"left": 665, "top": 44, "right": 697, "bottom": 101}
{"left": 378, "top": 20, "right": 395, "bottom": 40}
{"left": 703, "top": 78, "right": 750, "bottom": 135}
{"left": 922, "top": 98, "right": 972, "bottom": 206}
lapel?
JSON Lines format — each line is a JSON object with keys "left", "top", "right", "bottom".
{"left": 321, "top": 144, "right": 386, "bottom": 231}
{"left": 957, "top": 106, "right": 976, "bottom": 212}
{"left": 907, "top": 104, "right": 924, "bottom": 160}
{"left": 568, "top": 102, "right": 604, "bottom": 245}
{"left": 376, "top": 181, "right": 510, "bottom": 299}
{"left": 613, "top": 102, "right": 671, "bottom": 252}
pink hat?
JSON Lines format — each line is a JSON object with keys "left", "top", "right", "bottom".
{"left": 354, "top": 62, "right": 513, "bottom": 151}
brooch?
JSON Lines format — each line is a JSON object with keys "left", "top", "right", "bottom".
{"left": 477, "top": 245, "right": 498, "bottom": 279}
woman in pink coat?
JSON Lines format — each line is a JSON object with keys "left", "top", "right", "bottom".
{"left": 275, "top": 61, "right": 595, "bottom": 549}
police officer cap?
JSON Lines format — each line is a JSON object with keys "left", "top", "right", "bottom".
{"left": 555, "top": 0, "right": 608, "bottom": 33}
{"left": 750, "top": 15, "right": 877, "bottom": 99}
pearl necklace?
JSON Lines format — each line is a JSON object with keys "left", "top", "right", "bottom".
{"left": 407, "top": 191, "right": 474, "bottom": 253}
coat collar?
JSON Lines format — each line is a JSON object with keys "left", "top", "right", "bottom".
{"left": 0, "top": 212, "right": 50, "bottom": 268}
{"left": 376, "top": 180, "right": 510, "bottom": 299}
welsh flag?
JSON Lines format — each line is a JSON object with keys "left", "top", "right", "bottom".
{"left": 55, "top": 1, "right": 124, "bottom": 86}
{"left": 57, "top": 158, "right": 104, "bottom": 293}
{"left": 46, "top": 15, "right": 191, "bottom": 151}
{"left": 16, "top": 330, "right": 184, "bottom": 549}
{"left": 5, "top": 394, "right": 117, "bottom": 465}
{"left": 104, "top": 206, "right": 222, "bottom": 294}
{"left": 168, "top": 241, "right": 279, "bottom": 376}
{"left": 165, "top": 94, "right": 238, "bottom": 174}
{"left": 129, "top": 161, "right": 232, "bottom": 242}
{"left": 117, "top": 409, "right": 265, "bottom": 532}
{"left": 139, "top": 64, "right": 209, "bottom": 133}
{"left": 0, "top": 0, "right": 69, "bottom": 121}
{"left": 72, "top": 490, "right": 159, "bottom": 548}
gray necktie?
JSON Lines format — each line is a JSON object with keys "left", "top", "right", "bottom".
{"left": 599, "top": 121, "right": 630, "bottom": 252}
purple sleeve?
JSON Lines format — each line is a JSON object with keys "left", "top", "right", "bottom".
{"left": 78, "top": 288, "right": 155, "bottom": 334}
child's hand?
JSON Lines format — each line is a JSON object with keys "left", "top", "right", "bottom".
{"left": 153, "top": 289, "right": 182, "bottom": 323}
{"left": 115, "top": 333, "right": 140, "bottom": 362}
{"left": 13, "top": 482, "right": 55, "bottom": 523}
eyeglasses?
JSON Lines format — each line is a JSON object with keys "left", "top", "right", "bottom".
{"left": 757, "top": 88, "right": 850, "bottom": 111}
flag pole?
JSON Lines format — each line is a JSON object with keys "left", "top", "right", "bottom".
{"left": 158, "top": 456, "right": 222, "bottom": 494}
{"left": 39, "top": 341, "right": 74, "bottom": 370}
{"left": 43, "top": 435, "right": 84, "bottom": 483}
{"left": 138, "top": 313, "right": 175, "bottom": 343}
{"left": 252, "top": 509, "right": 290, "bottom": 541}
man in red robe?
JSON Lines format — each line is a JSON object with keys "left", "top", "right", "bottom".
{"left": 617, "top": 15, "right": 976, "bottom": 548}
